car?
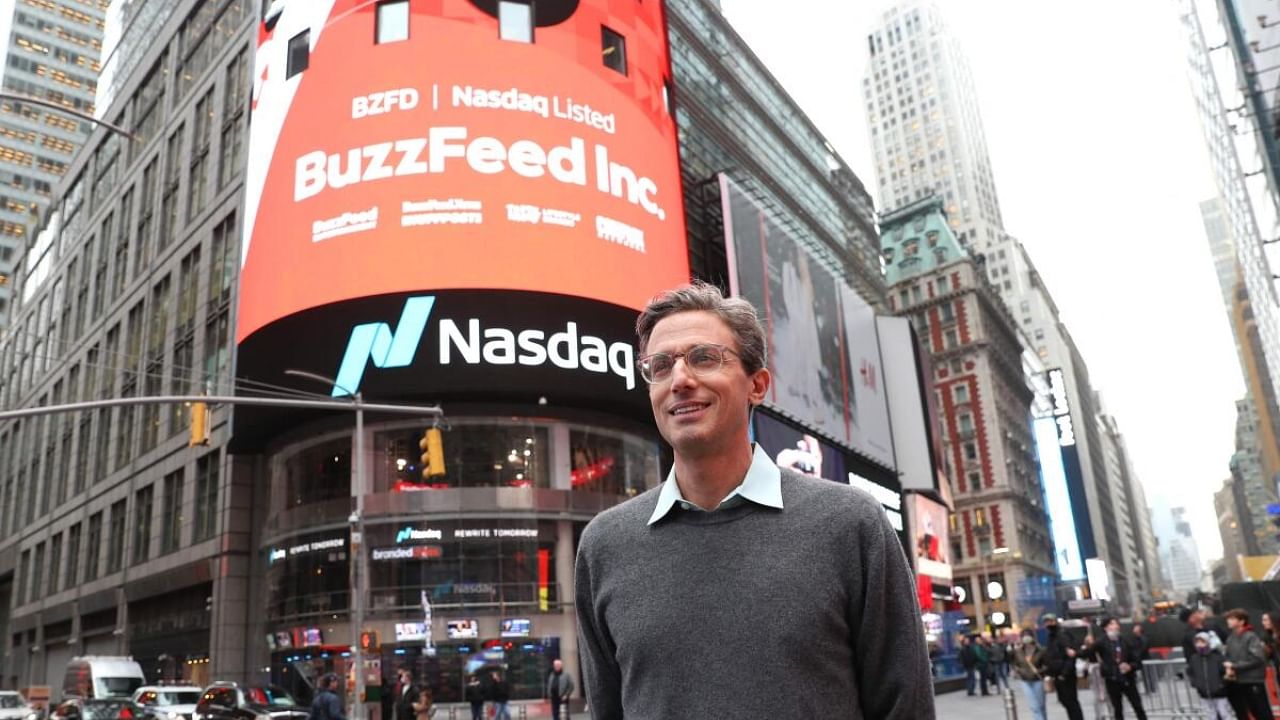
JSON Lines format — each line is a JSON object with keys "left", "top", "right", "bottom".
{"left": 192, "top": 684, "right": 306, "bottom": 720}
{"left": 0, "top": 692, "right": 38, "bottom": 720}
{"left": 49, "top": 698, "right": 143, "bottom": 720}
{"left": 129, "top": 688, "right": 203, "bottom": 720}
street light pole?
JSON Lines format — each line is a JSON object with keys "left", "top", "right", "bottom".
{"left": 285, "top": 370, "right": 366, "bottom": 720}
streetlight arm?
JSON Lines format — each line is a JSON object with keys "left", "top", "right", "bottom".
{"left": 0, "top": 91, "right": 136, "bottom": 141}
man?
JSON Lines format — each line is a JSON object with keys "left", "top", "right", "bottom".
{"left": 1043, "top": 615, "right": 1085, "bottom": 720}
{"left": 574, "top": 282, "right": 934, "bottom": 718}
{"left": 973, "top": 636, "right": 991, "bottom": 696}
{"left": 488, "top": 671, "right": 511, "bottom": 720}
{"left": 1222, "top": 608, "right": 1274, "bottom": 719}
{"left": 1130, "top": 624, "right": 1156, "bottom": 694}
{"left": 308, "top": 674, "right": 346, "bottom": 720}
{"left": 959, "top": 635, "right": 979, "bottom": 696}
{"left": 988, "top": 634, "right": 1009, "bottom": 693}
{"left": 545, "top": 659, "right": 574, "bottom": 720}
{"left": 1083, "top": 618, "right": 1147, "bottom": 720}
{"left": 393, "top": 669, "right": 418, "bottom": 720}
{"left": 1182, "top": 607, "right": 1229, "bottom": 662}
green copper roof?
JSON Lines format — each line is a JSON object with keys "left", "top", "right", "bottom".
{"left": 878, "top": 196, "right": 969, "bottom": 285}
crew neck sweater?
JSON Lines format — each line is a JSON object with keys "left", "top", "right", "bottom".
{"left": 574, "top": 468, "right": 935, "bottom": 719}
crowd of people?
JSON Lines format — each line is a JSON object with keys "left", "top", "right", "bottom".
{"left": 956, "top": 607, "right": 1280, "bottom": 720}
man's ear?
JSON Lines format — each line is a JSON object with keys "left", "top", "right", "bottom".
{"left": 748, "top": 367, "right": 771, "bottom": 406}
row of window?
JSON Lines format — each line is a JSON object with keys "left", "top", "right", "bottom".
{"left": 12, "top": 450, "right": 220, "bottom": 608}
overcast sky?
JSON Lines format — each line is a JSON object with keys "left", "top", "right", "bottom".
{"left": 721, "top": 0, "right": 1242, "bottom": 565}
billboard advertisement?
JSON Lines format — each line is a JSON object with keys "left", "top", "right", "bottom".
{"left": 1085, "top": 558, "right": 1112, "bottom": 601}
{"left": 239, "top": 0, "right": 688, "bottom": 344}
{"left": 1034, "top": 416, "right": 1085, "bottom": 582}
{"left": 908, "top": 493, "right": 953, "bottom": 611}
{"left": 877, "top": 317, "right": 948, "bottom": 493}
{"left": 719, "top": 175, "right": 893, "bottom": 468}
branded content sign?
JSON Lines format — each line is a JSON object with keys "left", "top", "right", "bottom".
{"left": 239, "top": 0, "right": 687, "bottom": 345}
{"left": 1046, "top": 369, "right": 1076, "bottom": 447}
{"left": 719, "top": 176, "right": 893, "bottom": 468}
{"left": 1034, "top": 417, "right": 1085, "bottom": 582}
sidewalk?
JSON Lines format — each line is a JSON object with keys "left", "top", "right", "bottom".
{"left": 935, "top": 688, "right": 1101, "bottom": 720}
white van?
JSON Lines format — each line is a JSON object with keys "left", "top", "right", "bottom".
{"left": 61, "top": 657, "right": 146, "bottom": 701}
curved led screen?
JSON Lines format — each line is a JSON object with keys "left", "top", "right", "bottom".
{"left": 238, "top": 0, "right": 688, "bottom": 344}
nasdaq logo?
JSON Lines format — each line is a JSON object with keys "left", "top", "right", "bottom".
{"left": 332, "top": 296, "right": 435, "bottom": 397}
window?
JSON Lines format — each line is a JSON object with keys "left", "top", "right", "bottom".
{"left": 958, "top": 413, "right": 973, "bottom": 434}
{"left": 188, "top": 90, "right": 214, "bottom": 220}
{"left": 17, "top": 550, "right": 29, "bottom": 605}
{"left": 47, "top": 533, "right": 62, "bottom": 595}
{"left": 944, "top": 329, "right": 958, "bottom": 349}
{"left": 107, "top": 499, "right": 127, "bottom": 574}
{"left": 133, "top": 484, "right": 153, "bottom": 565}
{"left": 31, "top": 542, "right": 44, "bottom": 603}
{"left": 963, "top": 442, "right": 977, "bottom": 461}
{"left": 194, "top": 451, "right": 220, "bottom": 542}
{"left": 66, "top": 523, "right": 81, "bottom": 589}
{"left": 937, "top": 275, "right": 949, "bottom": 293}
{"left": 375, "top": 1, "right": 409, "bottom": 44}
{"left": 219, "top": 48, "right": 249, "bottom": 189}
{"left": 498, "top": 2, "right": 533, "bottom": 43}
{"left": 954, "top": 384, "right": 969, "bottom": 404}
{"left": 602, "top": 26, "right": 627, "bottom": 75}
{"left": 939, "top": 302, "right": 954, "bottom": 323}
{"left": 967, "top": 472, "right": 981, "bottom": 490}
{"left": 161, "top": 469, "right": 184, "bottom": 554}
{"left": 286, "top": 31, "right": 309, "bottom": 78}
{"left": 160, "top": 126, "right": 184, "bottom": 252}
{"left": 85, "top": 511, "right": 102, "bottom": 581}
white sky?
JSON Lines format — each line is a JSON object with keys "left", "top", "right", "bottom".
{"left": 721, "top": 0, "right": 1243, "bottom": 564}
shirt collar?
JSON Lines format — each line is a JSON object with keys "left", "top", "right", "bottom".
{"left": 647, "top": 443, "right": 783, "bottom": 525}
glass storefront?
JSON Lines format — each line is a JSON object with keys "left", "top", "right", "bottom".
{"left": 375, "top": 422, "right": 551, "bottom": 491}
{"left": 266, "top": 530, "right": 351, "bottom": 622}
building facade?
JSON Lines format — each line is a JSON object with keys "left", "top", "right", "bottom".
{"left": 1215, "top": 478, "right": 1249, "bottom": 583}
{"left": 880, "top": 197, "right": 1055, "bottom": 633}
{"left": 0, "top": 0, "right": 109, "bottom": 323}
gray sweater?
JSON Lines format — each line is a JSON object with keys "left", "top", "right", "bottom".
{"left": 575, "top": 468, "right": 935, "bottom": 719}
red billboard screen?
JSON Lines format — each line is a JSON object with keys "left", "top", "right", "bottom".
{"left": 239, "top": 0, "right": 688, "bottom": 344}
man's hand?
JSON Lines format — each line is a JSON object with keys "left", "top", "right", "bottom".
{"left": 1120, "top": 662, "right": 1131, "bottom": 674}
{"left": 1066, "top": 648, "right": 1076, "bottom": 658}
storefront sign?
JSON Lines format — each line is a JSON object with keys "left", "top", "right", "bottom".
{"left": 396, "top": 623, "right": 428, "bottom": 642}
{"left": 269, "top": 536, "right": 346, "bottom": 563}
{"left": 372, "top": 546, "right": 443, "bottom": 561}
{"left": 500, "top": 618, "right": 531, "bottom": 638}
{"left": 446, "top": 619, "right": 479, "bottom": 639}
{"left": 396, "top": 527, "right": 443, "bottom": 544}
{"left": 1047, "top": 369, "right": 1076, "bottom": 447}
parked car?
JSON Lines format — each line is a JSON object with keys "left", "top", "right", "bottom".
{"left": 130, "top": 687, "right": 202, "bottom": 720}
{"left": 0, "top": 692, "right": 38, "bottom": 720}
{"left": 49, "top": 698, "right": 142, "bottom": 720}
{"left": 193, "top": 684, "right": 306, "bottom": 720}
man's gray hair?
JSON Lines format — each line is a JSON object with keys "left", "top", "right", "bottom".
{"left": 635, "top": 281, "right": 768, "bottom": 374}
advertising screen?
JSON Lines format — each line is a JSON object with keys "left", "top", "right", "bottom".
{"left": 395, "top": 622, "right": 429, "bottom": 642}
{"left": 1034, "top": 416, "right": 1085, "bottom": 582}
{"left": 239, "top": 0, "right": 688, "bottom": 345}
{"left": 500, "top": 618, "right": 532, "bottom": 637}
{"left": 719, "top": 175, "right": 893, "bottom": 468}
{"left": 446, "top": 619, "right": 479, "bottom": 640}
{"left": 910, "top": 494, "right": 952, "bottom": 582}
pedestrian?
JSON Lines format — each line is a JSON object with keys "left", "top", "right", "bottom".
{"left": 974, "top": 636, "right": 992, "bottom": 696}
{"left": 380, "top": 675, "right": 395, "bottom": 720}
{"left": 464, "top": 675, "right": 484, "bottom": 720}
{"left": 1187, "top": 631, "right": 1233, "bottom": 720}
{"left": 1044, "top": 615, "right": 1085, "bottom": 720}
{"left": 394, "top": 668, "right": 419, "bottom": 720}
{"left": 1182, "top": 607, "right": 1230, "bottom": 661}
{"left": 1222, "top": 608, "right": 1275, "bottom": 719}
{"left": 1083, "top": 617, "right": 1147, "bottom": 720}
{"left": 988, "top": 633, "right": 1010, "bottom": 693}
{"left": 488, "top": 671, "right": 511, "bottom": 720}
{"left": 1131, "top": 623, "right": 1157, "bottom": 694}
{"left": 410, "top": 685, "right": 432, "bottom": 720}
{"left": 1261, "top": 611, "right": 1280, "bottom": 678}
{"left": 573, "top": 282, "right": 934, "bottom": 719}
{"left": 308, "top": 674, "right": 347, "bottom": 720}
{"left": 545, "top": 659, "right": 575, "bottom": 720}
{"left": 960, "top": 635, "right": 979, "bottom": 696}
{"left": 1010, "top": 630, "right": 1049, "bottom": 720}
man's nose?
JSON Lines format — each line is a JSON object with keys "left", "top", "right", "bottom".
{"left": 667, "top": 355, "right": 698, "bottom": 390}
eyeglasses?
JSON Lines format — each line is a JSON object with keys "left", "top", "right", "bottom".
{"left": 638, "top": 343, "right": 740, "bottom": 384}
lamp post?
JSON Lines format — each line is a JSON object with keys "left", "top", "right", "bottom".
{"left": 284, "top": 369, "right": 367, "bottom": 720}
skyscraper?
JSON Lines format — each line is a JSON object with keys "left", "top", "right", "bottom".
{"left": 0, "top": 0, "right": 108, "bottom": 322}
{"left": 863, "top": 0, "right": 1149, "bottom": 612}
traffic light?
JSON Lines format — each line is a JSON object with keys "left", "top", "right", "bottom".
{"left": 420, "top": 427, "right": 445, "bottom": 478}
{"left": 188, "top": 401, "right": 210, "bottom": 447}
{"left": 360, "top": 630, "right": 380, "bottom": 652}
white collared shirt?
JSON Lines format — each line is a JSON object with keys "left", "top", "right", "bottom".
{"left": 647, "top": 443, "right": 784, "bottom": 525}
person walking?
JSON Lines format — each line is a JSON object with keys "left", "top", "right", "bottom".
{"left": 464, "top": 675, "right": 484, "bottom": 720}
{"left": 1083, "top": 617, "right": 1147, "bottom": 720}
{"left": 488, "top": 671, "right": 511, "bottom": 720}
{"left": 308, "top": 674, "right": 347, "bottom": 720}
{"left": 573, "top": 282, "right": 935, "bottom": 719}
{"left": 989, "top": 634, "right": 1010, "bottom": 693}
{"left": 545, "top": 659, "right": 574, "bottom": 720}
{"left": 409, "top": 685, "right": 432, "bottom": 720}
{"left": 1044, "top": 615, "right": 1085, "bottom": 720}
{"left": 1187, "top": 631, "right": 1233, "bottom": 720}
{"left": 1261, "top": 612, "right": 1280, "bottom": 680}
{"left": 1010, "top": 630, "right": 1049, "bottom": 720}
{"left": 1223, "top": 608, "right": 1275, "bottom": 719}
{"left": 974, "top": 636, "right": 992, "bottom": 696}
{"left": 394, "top": 669, "right": 419, "bottom": 720}
{"left": 960, "top": 636, "right": 979, "bottom": 696}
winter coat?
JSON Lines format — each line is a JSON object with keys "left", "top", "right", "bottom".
{"left": 308, "top": 690, "right": 347, "bottom": 720}
{"left": 988, "top": 642, "right": 1008, "bottom": 665}
{"left": 487, "top": 679, "right": 511, "bottom": 703}
{"left": 1011, "top": 644, "right": 1048, "bottom": 682}
{"left": 1045, "top": 630, "right": 1082, "bottom": 681}
{"left": 1187, "top": 650, "right": 1229, "bottom": 699}
{"left": 546, "top": 671, "right": 575, "bottom": 700}
{"left": 1225, "top": 629, "right": 1269, "bottom": 684}
{"left": 960, "top": 644, "right": 978, "bottom": 670}
{"left": 464, "top": 681, "right": 484, "bottom": 706}
{"left": 1085, "top": 635, "right": 1143, "bottom": 682}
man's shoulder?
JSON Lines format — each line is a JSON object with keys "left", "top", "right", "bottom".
{"left": 580, "top": 486, "right": 662, "bottom": 545}
{"left": 779, "top": 469, "right": 888, "bottom": 525}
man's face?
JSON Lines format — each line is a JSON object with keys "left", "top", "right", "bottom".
{"left": 1190, "top": 611, "right": 1205, "bottom": 628}
{"left": 1227, "top": 615, "right": 1243, "bottom": 630}
{"left": 553, "top": 660, "right": 563, "bottom": 672}
{"left": 1133, "top": 625, "right": 1143, "bottom": 635}
{"left": 1106, "top": 620, "right": 1120, "bottom": 634}
{"left": 644, "top": 311, "right": 769, "bottom": 458}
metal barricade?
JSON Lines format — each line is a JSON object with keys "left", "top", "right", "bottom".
{"left": 1087, "top": 659, "right": 1207, "bottom": 719}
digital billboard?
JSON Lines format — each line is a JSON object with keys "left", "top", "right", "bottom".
{"left": 240, "top": 0, "right": 687, "bottom": 345}
{"left": 1033, "top": 416, "right": 1085, "bottom": 582}
{"left": 720, "top": 176, "right": 893, "bottom": 468}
